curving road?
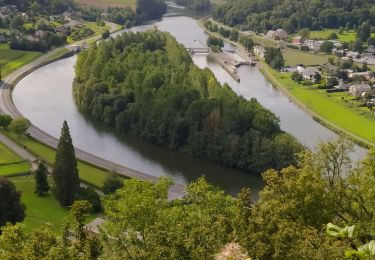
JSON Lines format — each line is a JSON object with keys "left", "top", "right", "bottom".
{"left": 0, "top": 23, "right": 185, "bottom": 200}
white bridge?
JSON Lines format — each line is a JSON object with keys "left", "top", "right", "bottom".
{"left": 186, "top": 47, "right": 211, "bottom": 54}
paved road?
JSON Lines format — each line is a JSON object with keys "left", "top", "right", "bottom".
{"left": 0, "top": 23, "right": 185, "bottom": 200}
{"left": 0, "top": 133, "right": 37, "bottom": 162}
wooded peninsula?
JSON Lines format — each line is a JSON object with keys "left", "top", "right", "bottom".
{"left": 73, "top": 30, "right": 303, "bottom": 173}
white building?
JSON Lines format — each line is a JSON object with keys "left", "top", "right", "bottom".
{"left": 349, "top": 84, "right": 372, "bottom": 97}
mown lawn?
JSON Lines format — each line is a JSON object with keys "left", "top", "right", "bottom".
{"left": 11, "top": 175, "right": 96, "bottom": 234}
{"left": 265, "top": 67, "right": 375, "bottom": 145}
{"left": 250, "top": 34, "right": 279, "bottom": 47}
{"left": 0, "top": 162, "right": 30, "bottom": 176}
{"left": 283, "top": 49, "right": 329, "bottom": 66}
{"left": 74, "top": 0, "right": 136, "bottom": 8}
{"left": 309, "top": 29, "right": 375, "bottom": 42}
{"left": 3, "top": 131, "right": 110, "bottom": 188}
{"left": 0, "top": 44, "right": 42, "bottom": 78}
{"left": 0, "top": 142, "right": 30, "bottom": 176}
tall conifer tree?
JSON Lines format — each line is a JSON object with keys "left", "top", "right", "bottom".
{"left": 34, "top": 160, "right": 49, "bottom": 196}
{"left": 53, "top": 121, "right": 80, "bottom": 206}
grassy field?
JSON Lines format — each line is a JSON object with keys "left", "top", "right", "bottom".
{"left": 3, "top": 131, "right": 110, "bottom": 188}
{"left": 0, "top": 44, "right": 42, "bottom": 78}
{"left": 0, "top": 142, "right": 30, "bottom": 176}
{"left": 260, "top": 64, "right": 375, "bottom": 146}
{"left": 309, "top": 29, "right": 375, "bottom": 42}
{"left": 74, "top": 0, "right": 136, "bottom": 8}
{"left": 250, "top": 34, "right": 279, "bottom": 48}
{"left": 11, "top": 176, "right": 96, "bottom": 233}
{"left": 283, "top": 49, "right": 329, "bottom": 66}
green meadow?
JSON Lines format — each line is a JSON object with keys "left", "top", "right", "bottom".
{"left": 3, "top": 131, "right": 110, "bottom": 188}
{"left": 283, "top": 49, "right": 329, "bottom": 66}
{"left": 0, "top": 142, "right": 30, "bottom": 176}
{"left": 0, "top": 44, "right": 42, "bottom": 78}
{"left": 259, "top": 64, "right": 375, "bottom": 147}
{"left": 11, "top": 176, "right": 96, "bottom": 233}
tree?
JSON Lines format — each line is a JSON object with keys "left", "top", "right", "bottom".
{"left": 264, "top": 47, "right": 284, "bottom": 70}
{"left": 291, "top": 71, "right": 303, "bottom": 82}
{"left": 76, "top": 187, "right": 102, "bottom": 213}
{"left": 338, "top": 27, "right": 344, "bottom": 35}
{"left": 0, "top": 202, "right": 102, "bottom": 259}
{"left": 314, "top": 72, "right": 321, "bottom": 83}
{"left": 320, "top": 41, "right": 334, "bottom": 54}
{"left": 299, "top": 28, "right": 310, "bottom": 39}
{"left": 34, "top": 160, "right": 49, "bottom": 196}
{"left": 239, "top": 35, "right": 254, "bottom": 51}
{"left": 368, "top": 37, "right": 375, "bottom": 47}
{"left": 0, "top": 177, "right": 25, "bottom": 227}
{"left": 9, "top": 117, "right": 31, "bottom": 135}
{"left": 357, "top": 22, "right": 371, "bottom": 41}
{"left": 102, "top": 177, "right": 236, "bottom": 259}
{"left": 53, "top": 121, "right": 80, "bottom": 206}
{"left": 326, "top": 77, "right": 338, "bottom": 87}
{"left": 328, "top": 32, "right": 338, "bottom": 39}
{"left": 102, "top": 30, "right": 110, "bottom": 39}
{"left": 0, "top": 114, "right": 12, "bottom": 129}
{"left": 102, "top": 174, "right": 123, "bottom": 194}
{"left": 352, "top": 38, "right": 363, "bottom": 52}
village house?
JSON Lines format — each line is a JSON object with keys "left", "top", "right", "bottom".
{"left": 63, "top": 11, "right": 72, "bottom": 21}
{"left": 367, "top": 45, "right": 375, "bottom": 54}
{"left": 346, "top": 51, "right": 360, "bottom": 59}
{"left": 330, "top": 40, "right": 342, "bottom": 48}
{"left": 0, "top": 5, "right": 17, "bottom": 18}
{"left": 348, "top": 71, "right": 373, "bottom": 79}
{"left": 26, "top": 35, "right": 38, "bottom": 42}
{"left": 292, "top": 36, "right": 303, "bottom": 46}
{"left": 349, "top": 84, "right": 373, "bottom": 97}
{"left": 275, "top": 29, "right": 288, "bottom": 39}
{"left": 301, "top": 67, "right": 320, "bottom": 81}
{"left": 265, "top": 29, "right": 288, "bottom": 40}
{"left": 84, "top": 217, "right": 106, "bottom": 235}
{"left": 253, "top": 45, "right": 266, "bottom": 58}
{"left": 35, "top": 30, "right": 46, "bottom": 39}
{"left": 334, "top": 79, "right": 350, "bottom": 90}
{"left": 303, "top": 39, "right": 324, "bottom": 51}
{"left": 266, "top": 30, "right": 276, "bottom": 39}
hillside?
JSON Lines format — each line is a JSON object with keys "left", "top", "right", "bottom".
{"left": 213, "top": 0, "right": 375, "bottom": 32}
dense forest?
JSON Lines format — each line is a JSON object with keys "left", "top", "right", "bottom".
{"left": 213, "top": 0, "right": 375, "bottom": 32}
{"left": 0, "top": 0, "right": 74, "bottom": 14}
{"left": 2, "top": 140, "right": 375, "bottom": 259}
{"left": 73, "top": 30, "right": 302, "bottom": 173}
{"left": 175, "top": 0, "right": 210, "bottom": 11}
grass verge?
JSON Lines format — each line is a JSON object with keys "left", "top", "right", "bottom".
{"left": 2, "top": 131, "right": 109, "bottom": 188}
{"left": 0, "top": 44, "right": 42, "bottom": 78}
{"left": 0, "top": 141, "right": 31, "bottom": 176}
{"left": 258, "top": 62, "right": 375, "bottom": 148}
{"left": 11, "top": 175, "right": 96, "bottom": 234}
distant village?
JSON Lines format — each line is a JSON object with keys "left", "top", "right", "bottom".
{"left": 0, "top": 4, "right": 100, "bottom": 52}
{"left": 253, "top": 28, "right": 375, "bottom": 109}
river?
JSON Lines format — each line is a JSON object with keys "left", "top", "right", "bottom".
{"left": 13, "top": 7, "right": 367, "bottom": 196}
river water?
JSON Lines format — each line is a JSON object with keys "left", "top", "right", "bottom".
{"left": 13, "top": 8, "right": 367, "bottom": 196}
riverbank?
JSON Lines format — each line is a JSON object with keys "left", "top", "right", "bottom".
{"left": 209, "top": 52, "right": 240, "bottom": 81}
{"left": 258, "top": 63, "right": 375, "bottom": 148}
{"left": 0, "top": 22, "right": 185, "bottom": 200}
{"left": 199, "top": 17, "right": 374, "bottom": 149}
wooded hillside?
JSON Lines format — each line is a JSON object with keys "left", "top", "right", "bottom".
{"left": 213, "top": 0, "right": 375, "bottom": 32}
